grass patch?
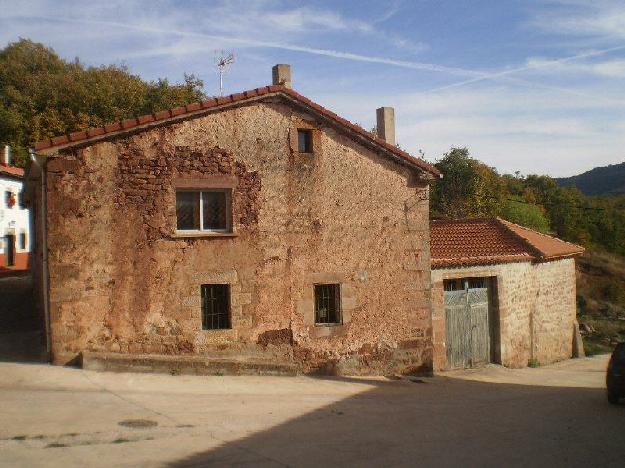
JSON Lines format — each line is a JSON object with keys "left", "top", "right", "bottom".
{"left": 45, "top": 443, "right": 68, "bottom": 448}
{"left": 583, "top": 339, "right": 614, "bottom": 356}
{"left": 112, "top": 438, "right": 130, "bottom": 444}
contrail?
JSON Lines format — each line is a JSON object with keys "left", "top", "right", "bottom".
{"left": 426, "top": 44, "right": 625, "bottom": 92}
{"left": 23, "top": 15, "right": 485, "bottom": 78}
{"left": 15, "top": 13, "right": 625, "bottom": 101}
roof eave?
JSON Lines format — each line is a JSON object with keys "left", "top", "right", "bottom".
{"left": 32, "top": 85, "right": 441, "bottom": 178}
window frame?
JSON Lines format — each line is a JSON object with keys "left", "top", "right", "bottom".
{"left": 4, "top": 191, "right": 14, "bottom": 208}
{"left": 297, "top": 129, "right": 313, "bottom": 153}
{"left": 314, "top": 283, "right": 342, "bottom": 326}
{"left": 175, "top": 188, "right": 232, "bottom": 234}
{"left": 200, "top": 284, "right": 231, "bottom": 330}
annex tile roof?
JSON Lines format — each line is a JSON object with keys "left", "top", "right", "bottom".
{"left": 0, "top": 163, "right": 24, "bottom": 179}
{"left": 33, "top": 85, "right": 440, "bottom": 177}
{"left": 430, "top": 218, "right": 584, "bottom": 269}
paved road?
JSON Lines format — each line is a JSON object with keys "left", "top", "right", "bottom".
{"left": 0, "top": 356, "right": 623, "bottom": 468}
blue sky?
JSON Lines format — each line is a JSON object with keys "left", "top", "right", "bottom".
{"left": 2, "top": 0, "right": 624, "bottom": 176}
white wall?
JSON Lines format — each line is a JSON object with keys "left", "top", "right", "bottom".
{"left": 0, "top": 175, "right": 31, "bottom": 255}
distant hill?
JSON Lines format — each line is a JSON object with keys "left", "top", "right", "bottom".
{"left": 555, "top": 162, "right": 625, "bottom": 196}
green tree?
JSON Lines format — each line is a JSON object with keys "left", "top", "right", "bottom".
{"left": 0, "top": 39, "right": 206, "bottom": 167}
{"left": 499, "top": 198, "right": 550, "bottom": 233}
{"left": 431, "top": 147, "right": 505, "bottom": 219}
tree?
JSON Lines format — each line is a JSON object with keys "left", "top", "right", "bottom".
{"left": 0, "top": 39, "right": 206, "bottom": 167}
{"left": 430, "top": 147, "right": 505, "bottom": 219}
{"left": 499, "top": 198, "right": 550, "bottom": 233}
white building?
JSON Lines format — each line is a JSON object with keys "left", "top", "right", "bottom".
{"left": 0, "top": 146, "right": 30, "bottom": 271}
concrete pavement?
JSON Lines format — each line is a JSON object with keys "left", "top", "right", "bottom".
{"left": 0, "top": 356, "right": 623, "bottom": 467}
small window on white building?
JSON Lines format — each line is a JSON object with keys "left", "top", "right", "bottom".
{"left": 175, "top": 190, "right": 231, "bottom": 233}
{"left": 4, "top": 191, "right": 14, "bottom": 208}
{"left": 19, "top": 232, "right": 26, "bottom": 250}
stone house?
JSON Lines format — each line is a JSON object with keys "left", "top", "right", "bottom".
{"left": 430, "top": 218, "right": 584, "bottom": 370}
{"left": 27, "top": 65, "right": 440, "bottom": 375}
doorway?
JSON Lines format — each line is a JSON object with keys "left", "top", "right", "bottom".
{"left": 444, "top": 277, "right": 499, "bottom": 369}
{"left": 5, "top": 234, "right": 15, "bottom": 267}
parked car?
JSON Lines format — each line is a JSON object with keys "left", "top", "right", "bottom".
{"left": 607, "top": 342, "right": 625, "bottom": 404}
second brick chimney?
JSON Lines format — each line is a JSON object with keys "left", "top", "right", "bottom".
{"left": 376, "top": 107, "right": 395, "bottom": 146}
{"left": 272, "top": 64, "right": 292, "bottom": 88}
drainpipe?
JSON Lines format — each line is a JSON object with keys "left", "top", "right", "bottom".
{"left": 29, "top": 149, "right": 51, "bottom": 361}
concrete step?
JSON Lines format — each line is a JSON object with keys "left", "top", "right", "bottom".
{"left": 81, "top": 351, "right": 299, "bottom": 376}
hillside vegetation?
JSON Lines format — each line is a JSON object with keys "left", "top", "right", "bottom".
{"left": 576, "top": 251, "right": 625, "bottom": 354}
{"left": 0, "top": 39, "right": 206, "bottom": 167}
{"left": 556, "top": 162, "right": 625, "bottom": 196}
{"left": 431, "top": 147, "right": 625, "bottom": 256}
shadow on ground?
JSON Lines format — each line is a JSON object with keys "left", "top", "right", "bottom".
{"left": 0, "top": 275, "right": 46, "bottom": 362}
{"left": 168, "top": 376, "right": 625, "bottom": 468}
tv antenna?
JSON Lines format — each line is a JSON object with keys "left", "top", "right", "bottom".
{"left": 214, "top": 50, "right": 235, "bottom": 96}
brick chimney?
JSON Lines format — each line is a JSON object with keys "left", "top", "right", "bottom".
{"left": 376, "top": 107, "right": 395, "bottom": 146}
{"left": 272, "top": 64, "right": 292, "bottom": 88}
{"left": 1, "top": 145, "right": 9, "bottom": 165}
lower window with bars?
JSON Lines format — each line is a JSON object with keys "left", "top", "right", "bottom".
{"left": 201, "top": 284, "right": 231, "bottom": 330}
{"left": 314, "top": 283, "right": 342, "bottom": 325}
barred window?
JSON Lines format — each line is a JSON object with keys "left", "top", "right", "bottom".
{"left": 314, "top": 284, "right": 341, "bottom": 325}
{"left": 176, "top": 190, "right": 230, "bottom": 232}
{"left": 201, "top": 284, "right": 230, "bottom": 330}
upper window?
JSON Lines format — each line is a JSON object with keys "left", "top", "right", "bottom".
{"left": 4, "top": 191, "right": 14, "bottom": 208}
{"left": 176, "top": 190, "right": 231, "bottom": 233}
{"left": 314, "top": 283, "right": 341, "bottom": 325}
{"left": 297, "top": 129, "right": 313, "bottom": 153}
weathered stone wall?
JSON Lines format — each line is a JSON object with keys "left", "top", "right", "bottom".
{"left": 431, "top": 258, "right": 576, "bottom": 371}
{"left": 533, "top": 258, "right": 577, "bottom": 365}
{"left": 44, "top": 98, "right": 433, "bottom": 375}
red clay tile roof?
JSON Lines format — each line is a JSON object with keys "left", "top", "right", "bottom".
{"left": 430, "top": 218, "right": 584, "bottom": 269}
{"left": 0, "top": 163, "right": 24, "bottom": 179}
{"left": 498, "top": 218, "right": 585, "bottom": 260}
{"left": 33, "top": 85, "right": 440, "bottom": 177}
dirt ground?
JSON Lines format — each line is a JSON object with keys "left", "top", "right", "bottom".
{"left": 0, "top": 355, "right": 623, "bottom": 468}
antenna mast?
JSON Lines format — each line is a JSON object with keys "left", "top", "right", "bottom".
{"left": 214, "top": 50, "right": 235, "bottom": 96}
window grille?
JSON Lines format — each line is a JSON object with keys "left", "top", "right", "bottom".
{"left": 201, "top": 284, "right": 230, "bottom": 330}
{"left": 314, "top": 284, "right": 341, "bottom": 325}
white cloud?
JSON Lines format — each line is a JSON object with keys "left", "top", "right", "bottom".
{"left": 532, "top": 0, "right": 625, "bottom": 41}
{"left": 0, "top": 0, "right": 428, "bottom": 59}
{"left": 318, "top": 84, "right": 625, "bottom": 177}
{"left": 525, "top": 57, "right": 625, "bottom": 78}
